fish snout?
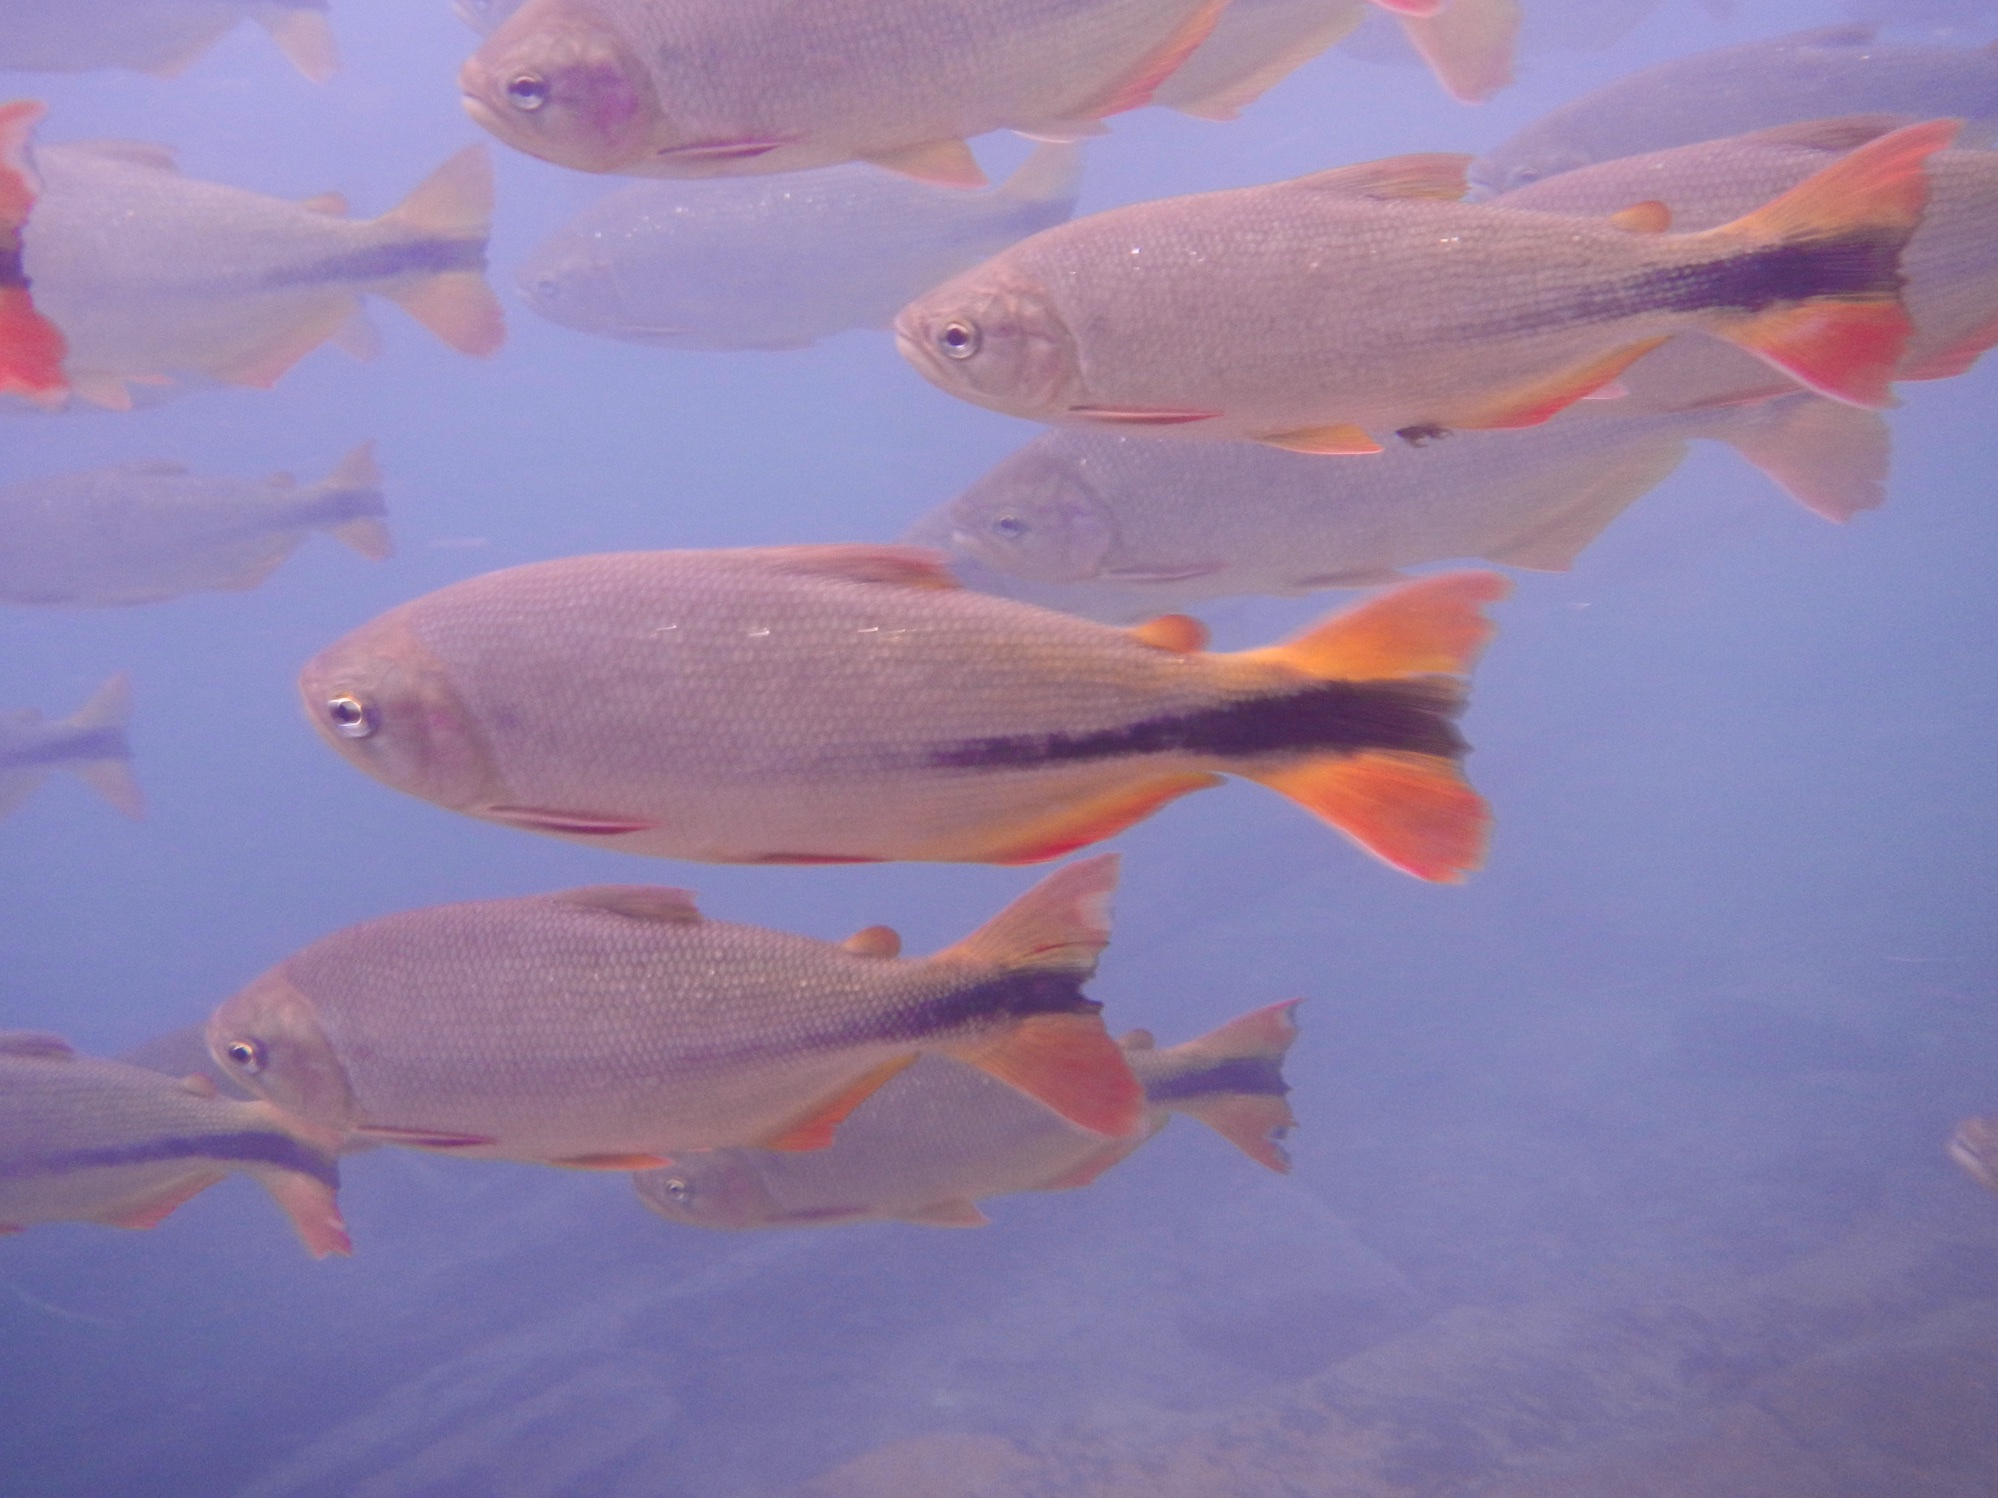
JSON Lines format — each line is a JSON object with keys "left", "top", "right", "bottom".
{"left": 894, "top": 280, "right": 1081, "bottom": 419}
{"left": 460, "top": 16, "right": 657, "bottom": 174}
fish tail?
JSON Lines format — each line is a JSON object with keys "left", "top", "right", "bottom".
{"left": 1707, "top": 118, "right": 1959, "bottom": 409}
{"left": 249, "top": 4, "right": 340, "bottom": 84}
{"left": 935, "top": 855, "right": 1145, "bottom": 1137}
{"left": 1704, "top": 393, "right": 1892, "bottom": 523}
{"left": 382, "top": 147, "right": 505, "bottom": 358}
{"left": 0, "top": 100, "right": 67, "bottom": 409}
{"left": 315, "top": 441, "right": 393, "bottom": 560}
{"left": 243, "top": 1101, "right": 351, "bottom": 1257}
{"left": 1396, "top": 0, "right": 1520, "bottom": 105}
{"left": 60, "top": 673, "right": 145, "bottom": 819}
{"left": 996, "top": 143, "right": 1084, "bottom": 207}
{"left": 1142, "top": 1000, "right": 1302, "bottom": 1173}
{"left": 1234, "top": 572, "right": 1507, "bottom": 882}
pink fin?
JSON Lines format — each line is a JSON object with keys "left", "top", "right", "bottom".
{"left": 863, "top": 140, "right": 986, "bottom": 189}
{"left": 759, "top": 1056, "right": 918, "bottom": 1152}
{"left": 551, "top": 885, "right": 702, "bottom": 923}
{"left": 1068, "top": 405, "right": 1221, "bottom": 426}
{"left": 756, "top": 543, "right": 962, "bottom": 590}
{"left": 1901, "top": 308, "right": 1998, "bottom": 382}
{"left": 386, "top": 272, "right": 505, "bottom": 359}
{"left": 210, "top": 298, "right": 355, "bottom": 388}
{"left": 943, "top": 1014, "right": 1145, "bottom": 1139}
{"left": 257, "top": 6, "right": 339, "bottom": 83}
{"left": 655, "top": 138, "right": 797, "bottom": 164}
{"left": 940, "top": 855, "right": 1118, "bottom": 974}
{"left": 0, "top": 1031, "right": 75, "bottom": 1060}
{"left": 900, "top": 1198, "right": 991, "bottom": 1227}
{"left": 1077, "top": 0, "right": 1232, "bottom": 119}
{"left": 256, "top": 1169, "right": 351, "bottom": 1258}
{"left": 484, "top": 805, "right": 657, "bottom": 836}
{"left": 350, "top": 1125, "right": 497, "bottom": 1149}
{"left": 548, "top": 1153, "right": 673, "bottom": 1171}
{"left": 331, "top": 516, "right": 394, "bottom": 561}
{"left": 1289, "top": 154, "right": 1470, "bottom": 201}
{"left": 1711, "top": 395, "right": 1890, "bottom": 523}
{"left": 1371, "top": 0, "right": 1443, "bottom": 14}
{"left": 1397, "top": 0, "right": 1519, "bottom": 103}
{"left": 100, "top": 1170, "right": 227, "bottom": 1230}
{"left": 842, "top": 925, "right": 902, "bottom": 958}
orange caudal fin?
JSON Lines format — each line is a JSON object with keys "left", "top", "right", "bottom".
{"left": 1243, "top": 570, "right": 1509, "bottom": 682}
{"left": 938, "top": 853, "right": 1120, "bottom": 975}
{"left": 0, "top": 101, "right": 68, "bottom": 408}
{"left": 1709, "top": 118, "right": 1960, "bottom": 409}
{"left": 382, "top": 148, "right": 505, "bottom": 357}
{"left": 946, "top": 1013, "right": 1146, "bottom": 1138}
{"left": 1250, "top": 750, "right": 1491, "bottom": 882}
{"left": 1145, "top": 1000, "right": 1302, "bottom": 1172}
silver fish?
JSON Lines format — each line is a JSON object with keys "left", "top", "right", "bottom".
{"left": 0, "top": 0, "right": 336, "bottom": 82}
{"left": 0, "top": 442, "right": 388, "bottom": 606}
{"left": 0, "top": 674, "right": 143, "bottom": 823}
{"left": 1471, "top": 24, "right": 1998, "bottom": 197}
{"left": 517, "top": 145, "right": 1081, "bottom": 352}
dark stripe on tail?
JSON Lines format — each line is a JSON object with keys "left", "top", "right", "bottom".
{"left": 1, "top": 726, "right": 130, "bottom": 772}
{"left": 1622, "top": 233, "right": 1906, "bottom": 317}
{"left": 929, "top": 679, "right": 1465, "bottom": 772}
{"left": 860, "top": 972, "right": 1101, "bottom": 1048}
{"left": 1144, "top": 1054, "right": 1290, "bottom": 1104}
{"left": 260, "top": 239, "right": 485, "bottom": 290}
{"left": 1, "top": 1131, "right": 339, "bottom": 1189}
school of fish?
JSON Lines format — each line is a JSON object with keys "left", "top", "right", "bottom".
{"left": 5, "top": 2, "right": 1997, "bottom": 1283}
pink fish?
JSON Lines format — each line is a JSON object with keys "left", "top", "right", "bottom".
{"left": 0, "top": 101, "right": 67, "bottom": 408}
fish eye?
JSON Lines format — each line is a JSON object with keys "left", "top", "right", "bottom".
{"left": 506, "top": 74, "right": 551, "bottom": 111}
{"left": 660, "top": 1177, "right": 691, "bottom": 1203}
{"left": 1508, "top": 167, "right": 1541, "bottom": 188}
{"left": 991, "top": 513, "right": 1029, "bottom": 540}
{"left": 325, "top": 694, "right": 377, "bottom": 739}
{"left": 937, "top": 320, "right": 981, "bottom": 360}
{"left": 223, "top": 1038, "right": 265, "bottom": 1074}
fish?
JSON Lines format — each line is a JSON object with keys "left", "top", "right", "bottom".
{"left": 0, "top": 0, "right": 337, "bottom": 81}
{"left": 459, "top": 0, "right": 1237, "bottom": 185}
{"left": 1497, "top": 117, "right": 1998, "bottom": 405}
{"left": 632, "top": 999, "right": 1301, "bottom": 1230}
{"left": 299, "top": 544, "right": 1505, "bottom": 881}
{"left": 0, "top": 101, "right": 67, "bottom": 409}
{"left": 906, "top": 391, "right": 1892, "bottom": 622}
{"left": 13, "top": 127, "right": 504, "bottom": 412}
{"left": 1330, "top": 0, "right": 1521, "bottom": 103}
{"left": 206, "top": 856, "right": 1147, "bottom": 1164}
{"left": 0, "top": 1031, "right": 348, "bottom": 1256}
{"left": 0, "top": 442, "right": 389, "bottom": 607}
{"left": 454, "top": 0, "right": 525, "bottom": 34}
{"left": 896, "top": 122, "right": 1954, "bottom": 454}
{"left": 1470, "top": 25, "right": 1998, "bottom": 197}
{"left": 119, "top": 1023, "right": 258, "bottom": 1100}
{"left": 517, "top": 144, "right": 1083, "bottom": 352}
{"left": 1154, "top": 0, "right": 1518, "bottom": 116}
{"left": 1948, "top": 1117, "right": 1998, "bottom": 1197}
{"left": 0, "top": 674, "right": 144, "bottom": 824}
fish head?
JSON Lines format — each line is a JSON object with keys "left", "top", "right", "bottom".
{"left": 936, "top": 446, "right": 1117, "bottom": 584}
{"left": 1469, "top": 135, "right": 1597, "bottom": 200}
{"left": 515, "top": 235, "right": 625, "bottom": 337}
{"left": 207, "top": 971, "right": 358, "bottom": 1133}
{"left": 895, "top": 272, "right": 1083, "bottom": 419}
{"left": 298, "top": 619, "right": 507, "bottom": 816}
{"left": 460, "top": 0, "right": 659, "bottom": 174}
{"left": 632, "top": 1155, "right": 793, "bottom": 1230}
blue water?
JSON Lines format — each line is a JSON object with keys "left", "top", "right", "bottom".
{"left": 5, "top": 1, "right": 1998, "bottom": 1494}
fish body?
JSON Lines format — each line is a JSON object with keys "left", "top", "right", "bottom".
{"left": 517, "top": 145, "right": 1082, "bottom": 351}
{"left": 0, "top": 442, "right": 388, "bottom": 606}
{"left": 0, "top": 674, "right": 143, "bottom": 822}
{"left": 0, "top": 0, "right": 337, "bottom": 81}
{"left": 0, "top": 101, "right": 67, "bottom": 408}
{"left": 1499, "top": 119, "right": 1998, "bottom": 403}
{"left": 460, "top": 0, "right": 1230, "bottom": 185}
{"left": 1949, "top": 1116, "right": 1998, "bottom": 1197}
{"left": 207, "top": 858, "right": 1146, "bottom": 1161}
{"left": 1470, "top": 25, "right": 1998, "bottom": 197}
{"left": 633, "top": 1000, "right": 1300, "bottom": 1230}
{"left": 17, "top": 137, "right": 503, "bottom": 411}
{"left": 0, "top": 1031, "right": 347, "bottom": 1256}
{"left": 908, "top": 391, "right": 1891, "bottom": 621}
{"left": 897, "top": 124, "right": 1952, "bottom": 451}
{"left": 300, "top": 544, "right": 1505, "bottom": 881}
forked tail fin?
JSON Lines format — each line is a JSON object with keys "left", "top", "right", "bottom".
{"left": 1135, "top": 1000, "right": 1302, "bottom": 1172}
{"left": 311, "top": 441, "right": 393, "bottom": 560}
{"left": 60, "top": 674, "right": 144, "bottom": 819}
{"left": 1396, "top": 0, "right": 1520, "bottom": 104}
{"left": 1235, "top": 573, "right": 1508, "bottom": 882}
{"left": 1706, "top": 118, "right": 1959, "bottom": 409}
{"left": 1704, "top": 392, "right": 1892, "bottom": 523}
{"left": 382, "top": 147, "right": 505, "bottom": 357}
{"left": 0, "top": 100, "right": 67, "bottom": 409}
{"left": 250, "top": 4, "right": 340, "bottom": 83}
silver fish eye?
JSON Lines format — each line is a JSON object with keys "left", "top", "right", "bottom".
{"left": 506, "top": 74, "right": 551, "bottom": 111}
{"left": 326, "top": 694, "right": 376, "bottom": 740}
{"left": 938, "top": 320, "right": 981, "bottom": 360}
{"left": 991, "top": 513, "right": 1029, "bottom": 540}
{"left": 223, "top": 1038, "right": 265, "bottom": 1074}
{"left": 661, "top": 1177, "right": 691, "bottom": 1203}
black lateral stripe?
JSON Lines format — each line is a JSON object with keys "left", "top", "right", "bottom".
{"left": 1, "top": 726, "right": 131, "bottom": 771}
{"left": 929, "top": 678, "right": 1466, "bottom": 771}
{"left": 258, "top": 239, "right": 486, "bottom": 289}
{"left": 1145, "top": 1055, "right": 1291, "bottom": 1104}
{"left": 860, "top": 972, "right": 1102, "bottom": 1048}
{"left": 0, "top": 1131, "right": 339, "bottom": 1189}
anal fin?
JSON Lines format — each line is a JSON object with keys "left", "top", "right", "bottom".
{"left": 900, "top": 1198, "right": 991, "bottom": 1228}
{"left": 973, "top": 771, "right": 1221, "bottom": 864}
{"left": 862, "top": 140, "right": 985, "bottom": 188}
{"left": 97, "top": 1170, "right": 227, "bottom": 1231}
{"left": 1256, "top": 423, "right": 1383, "bottom": 455}
{"left": 758, "top": 1055, "right": 918, "bottom": 1152}
{"left": 1458, "top": 339, "right": 1669, "bottom": 431}
{"left": 1075, "top": 0, "right": 1232, "bottom": 118}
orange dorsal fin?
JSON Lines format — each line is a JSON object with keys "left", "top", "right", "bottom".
{"left": 1130, "top": 613, "right": 1209, "bottom": 653}
{"left": 758, "top": 1054, "right": 918, "bottom": 1151}
{"left": 841, "top": 925, "right": 902, "bottom": 958}
{"left": 756, "top": 543, "right": 963, "bottom": 591}
{"left": 1075, "top": 0, "right": 1231, "bottom": 119}
{"left": 1397, "top": 0, "right": 1519, "bottom": 103}
{"left": 1238, "top": 571, "right": 1508, "bottom": 681}
{"left": 1245, "top": 750, "right": 1491, "bottom": 882}
{"left": 1710, "top": 394, "right": 1891, "bottom": 523}
{"left": 550, "top": 885, "right": 702, "bottom": 923}
{"left": 937, "top": 854, "right": 1119, "bottom": 973}
{"left": 862, "top": 139, "right": 986, "bottom": 188}
{"left": 942, "top": 1013, "right": 1145, "bottom": 1138}
{"left": 1705, "top": 118, "right": 1959, "bottom": 408}
{"left": 1289, "top": 153, "right": 1472, "bottom": 201}
{"left": 1609, "top": 200, "right": 1671, "bottom": 233}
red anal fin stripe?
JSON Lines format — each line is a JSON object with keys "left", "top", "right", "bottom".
{"left": 547, "top": 1153, "right": 673, "bottom": 1171}
{"left": 655, "top": 138, "right": 796, "bottom": 163}
{"left": 484, "top": 805, "right": 658, "bottom": 836}
{"left": 350, "top": 1125, "right": 498, "bottom": 1149}
{"left": 977, "top": 772, "right": 1221, "bottom": 866}
{"left": 1069, "top": 405, "right": 1221, "bottom": 426}
{"left": 1372, "top": 0, "right": 1444, "bottom": 13}
{"left": 751, "top": 852, "right": 887, "bottom": 865}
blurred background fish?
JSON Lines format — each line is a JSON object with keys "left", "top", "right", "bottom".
{"left": 632, "top": 1000, "right": 1301, "bottom": 1231}
{"left": 0, "top": 1030, "right": 348, "bottom": 1256}
{"left": 0, "top": 0, "right": 337, "bottom": 82}
{"left": 0, "top": 100, "right": 65, "bottom": 408}
{"left": 12, "top": 129, "right": 502, "bottom": 412}
{"left": 0, "top": 673, "right": 141, "bottom": 823}
{"left": 0, "top": 442, "right": 387, "bottom": 606}
{"left": 518, "top": 144, "right": 1082, "bottom": 352}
